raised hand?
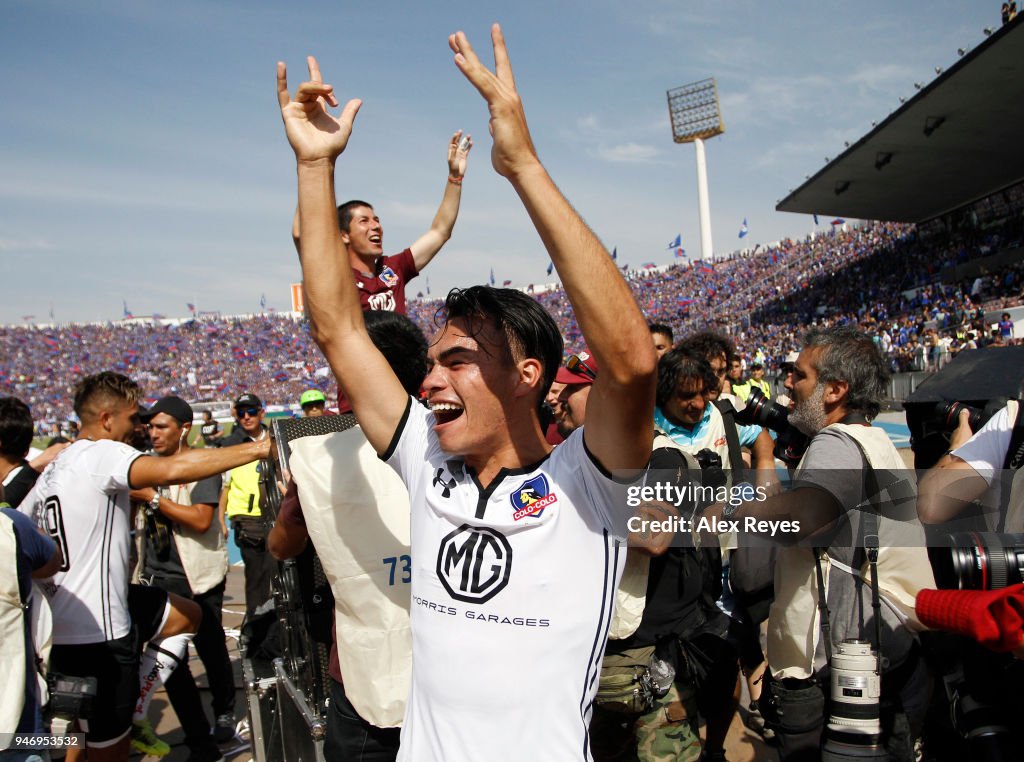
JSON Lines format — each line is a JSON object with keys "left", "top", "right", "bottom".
{"left": 277, "top": 56, "right": 362, "bottom": 163}
{"left": 449, "top": 24, "right": 539, "bottom": 180}
{"left": 448, "top": 130, "right": 473, "bottom": 179}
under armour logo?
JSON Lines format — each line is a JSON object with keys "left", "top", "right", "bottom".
{"left": 433, "top": 468, "right": 457, "bottom": 498}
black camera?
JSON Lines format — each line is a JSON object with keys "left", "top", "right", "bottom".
{"left": 44, "top": 672, "right": 98, "bottom": 735}
{"left": 693, "top": 448, "right": 727, "bottom": 490}
{"left": 931, "top": 532, "right": 1024, "bottom": 590}
{"left": 934, "top": 400, "right": 1002, "bottom": 435}
{"left": 734, "top": 387, "right": 811, "bottom": 467}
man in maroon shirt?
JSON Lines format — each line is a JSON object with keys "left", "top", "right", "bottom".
{"left": 292, "top": 131, "right": 472, "bottom": 313}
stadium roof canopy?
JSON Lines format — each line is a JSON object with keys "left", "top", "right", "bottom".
{"left": 776, "top": 16, "right": 1024, "bottom": 224}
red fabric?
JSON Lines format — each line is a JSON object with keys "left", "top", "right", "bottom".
{"left": 916, "top": 584, "right": 1024, "bottom": 652}
{"left": 352, "top": 249, "right": 417, "bottom": 314}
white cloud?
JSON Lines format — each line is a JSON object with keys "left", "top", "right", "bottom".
{"left": 591, "top": 142, "right": 660, "bottom": 163}
{"left": 0, "top": 237, "right": 54, "bottom": 252}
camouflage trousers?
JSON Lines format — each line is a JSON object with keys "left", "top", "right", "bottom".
{"left": 590, "top": 680, "right": 702, "bottom": 762}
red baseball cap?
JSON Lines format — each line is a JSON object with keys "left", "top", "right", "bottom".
{"left": 555, "top": 349, "right": 598, "bottom": 385}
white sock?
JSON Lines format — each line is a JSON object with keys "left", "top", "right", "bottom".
{"left": 134, "top": 632, "right": 194, "bottom": 722}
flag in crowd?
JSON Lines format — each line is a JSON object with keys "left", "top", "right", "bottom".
{"left": 502, "top": 279, "right": 512, "bottom": 287}
{"left": 611, "top": 247, "right": 618, "bottom": 261}
{"left": 123, "top": 301, "right": 133, "bottom": 319}
{"left": 675, "top": 247, "right": 687, "bottom": 259}
{"left": 813, "top": 214, "right": 820, "bottom": 225}
{"left": 739, "top": 218, "right": 749, "bottom": 238}
{"left": 667, "top": 234, "right": 682, "bottom": 250}
{"left": 642, "top": 262, "right": 656, "bottom": 269}
{"left": 831, "top": 218, "right": 846, "bottom": 226}
{"left": 260, "top": 293, "right": 267, "bottom": 309}
{"left": 546, "top": 261, "right": 554, "bottom": 276}
{"left": 425, "top": 276, "right": 430, "bottom": 296}
{"left": 489, "top": 268, "right": 496, "bottom": 286}
{"left": 187, "top": 302, "right": 196, "bottom": 314}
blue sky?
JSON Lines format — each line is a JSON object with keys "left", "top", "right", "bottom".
{"left": 0, "top": 1, "right": 998, "bottom": 324}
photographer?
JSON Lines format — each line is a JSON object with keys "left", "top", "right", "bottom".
{"left": 916, "top": 398, "right": 1024, "bottom": 760}
{"left": 703, "top": 326, "right": 935, "bottom": 761}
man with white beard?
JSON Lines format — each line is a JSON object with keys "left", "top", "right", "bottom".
{"left": 701, "top": 326, "right": 934, "bottom": 761}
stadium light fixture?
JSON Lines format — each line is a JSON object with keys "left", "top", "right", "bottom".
{"left": 834, "top": 180, "right": 850, "bottom": 196}
{"left": 957, "top": 48, "right": 967, "bottom": 56}
{"left": 899, "top": 96, "right": 907, "bottom": 104}
{"left": 874, "top": 152, "right": 893, "bottom": 170}
{"left": 914, "top": 82, "right": 923, "bottom": 90}
{"left": 667, "top": 78, "right": 725, "bottom": 261}
{"left": 934, "top": 66, "right": 943, "bottom": 75}
{"left": 984, "top": 28, "right": 993, "bottom": 36}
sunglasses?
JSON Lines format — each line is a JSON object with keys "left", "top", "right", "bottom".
{"left": 237, "top": 407, "right": 262, "bottom": 418}
{"left": 566, "top": 354, "right": 597, "bottom": 381}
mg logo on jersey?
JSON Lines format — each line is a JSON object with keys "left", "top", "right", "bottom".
{"left": 379, "top": 266, "right": 399, "bottom": 288}
{"left": 436, "top": 525, "right": 512, "bottom": 604}
{"left": 510, "top": 474, "right": 557, "bottom": 521}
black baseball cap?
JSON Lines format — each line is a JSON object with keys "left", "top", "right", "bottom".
{"left": 234, "top": 393, "right": 263, "bottom": 409}
{"left": 141, "top": 395, "right": 194, "bottom": 425}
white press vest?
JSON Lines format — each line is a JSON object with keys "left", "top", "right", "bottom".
{"left": 289, "top": 428, "right": 412, "bottom": 728}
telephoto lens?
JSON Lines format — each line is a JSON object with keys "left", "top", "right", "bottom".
{"left": 821, "top": 640, "right": 888, "bottom": 761}
{"left": 734, "top": 387, "right": 810, "bottom": 466}
{"left": 931, "top": 532, "right": 1024, "bottom": 590}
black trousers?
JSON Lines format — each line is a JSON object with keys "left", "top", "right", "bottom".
{"left": 323, "top": 678, "right": 400, "bottom": 762}
{"left": 232, "top": 518, "right": 276, "bottom": 618}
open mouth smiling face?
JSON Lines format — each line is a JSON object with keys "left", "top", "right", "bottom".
{"left": 424, "top": 318, "right": 516, "bottom": 456}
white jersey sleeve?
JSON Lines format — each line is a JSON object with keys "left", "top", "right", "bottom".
{"left": 952, "top": 404, "right": 1014, "bottom": 485}
{"left": 17, "top": 439, "right": 141, "bottom": 645}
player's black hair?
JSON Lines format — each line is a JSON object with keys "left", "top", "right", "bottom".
{"left": 0, "top": 397, "right": 33, "bottom": 458}
{"left": 337, "top": 200, "right": 375, "bottom": 233}
{"left": 439, "top": 286, "right": 563, "bottom": 406}
{"left": 73, "top": 371, "right": 141, "bottom": 422}
{"left": 363, "top": 310, "right": 429, "bottom": 395}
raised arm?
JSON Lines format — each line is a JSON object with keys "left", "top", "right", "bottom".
{"left": 409, "top": 131, "right": 472, "bottom": 271}
{"left": 129, "top": 439, "right": 269, "bottom": 490}
{"left": 277, "top": 57, "right": 409, "bottom": 453}
{"left": 449, "top": 25, "right": 656, "bottom": 471}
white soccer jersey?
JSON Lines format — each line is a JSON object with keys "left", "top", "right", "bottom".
{"left": 20, "top": 439, "right": 141, "bottom": 645}
{"left": 384, "top": 399, "right": 632, "bottom": 762}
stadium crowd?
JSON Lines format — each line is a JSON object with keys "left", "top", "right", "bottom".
{"left": 4, "top": 26, "right": 1024, "bottom": 762}
{"left": 3, "top": 214, "right": 1023, "bottom": 428}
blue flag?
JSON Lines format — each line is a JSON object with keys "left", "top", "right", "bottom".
{"left": 738, "top": 218, "right": 749, "bottom": 239}
{"left": 260, "top": 293, "right": 266, "bottom": 309}
{"left": 667, "top": 234, "right": 682, "bottom": 250}
{"left": 122, "top": 300, "right": 133, "bottom": 319}
{"left": 546, "top": 262, "right": 554, "bottom": 276}
{"left": 611, "top": 247, "right": 617, "bottom": 260}
{"left": 489, "top": 268, "right": 496, "bottom": 286}
{"left": 813, "top": 214, "right": 820, "bottom": 225}
{"left": 675, "top": 248, "right": 687, "bottom": 259}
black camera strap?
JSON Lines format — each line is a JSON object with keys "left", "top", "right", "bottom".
{"left": 713, "top": 399, "right": 747, "bottom": 475}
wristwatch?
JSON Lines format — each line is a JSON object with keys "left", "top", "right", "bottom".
{"left": 150, "top": 491, "right": 162, "bottom": 514}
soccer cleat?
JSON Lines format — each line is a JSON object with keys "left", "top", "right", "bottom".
{"left": 131, "top": 718, "right": 171, "bottom": 757}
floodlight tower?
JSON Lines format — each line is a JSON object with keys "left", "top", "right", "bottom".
{"left": 667, "top": 78, "right": 725, "bottom": 260}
